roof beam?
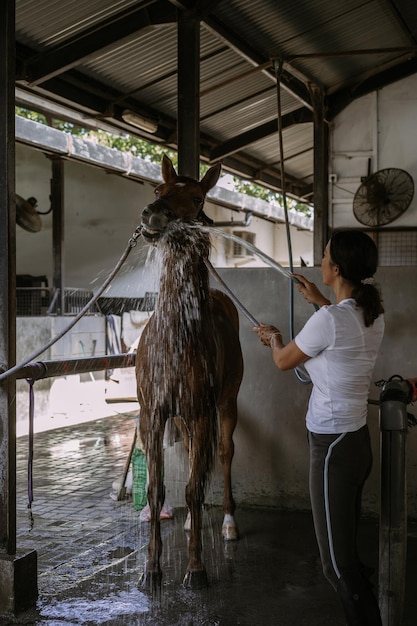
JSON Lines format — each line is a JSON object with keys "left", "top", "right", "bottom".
{"left": 209, "top": 108, "right": 313, "bottom": 162}
{"left": 202, "top": 15, "right": 313, "bottom": 112}
{"left": 213, "top": 152, "right": 312, "bottom": 200}
{"left": 18, "top": 1, "right": 176, "bottom": 87}
{"left": 16, "top": 66, "right": 176, "bottom": 141}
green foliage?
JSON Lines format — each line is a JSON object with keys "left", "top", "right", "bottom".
{"left": 81, "top": 130, "right": 178, "bottom": 166}
{"left": 15, "top": 106, "right": 177, "bottom": 165}
{"left": 231, "top": 178, "right": 312, "bottom": 217}
{"left": 15, "top": 106, "right": 311, "bottom": 216}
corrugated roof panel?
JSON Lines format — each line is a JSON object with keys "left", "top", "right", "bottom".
{"left": 83, "top": 24, "right": 228, "bottom": 95}
{"left": 81, "top": 25, "right": 229, "bottom": 116}
{"left": 255, "top": 124, "right": 314, "bottom": 164}
{"left": 201, "top": 28, "right": 306, "bottom": 143}
{"left": 213, "top": 0, "right": 414, "bottom": 89}
{"left": 14, "top": 0, "right": 417, "bottom": 201}
{"left": 81, "top": 22, "right": 302, "bottom": 137}
{"left": 284, "top": 2, "right": 414, "bottom": 88}
{"left": 201, "top": 87, "right": 301, "bottom": 141}
{"left": 16, "top": 0, "right": 140, "bottom": 48}
{"left": 246, "top": 124, "right": 314, "bottom": 182}
{"left": 213, "top": 0, "right": 362, "bottom": 57}
{"left": 82, "top": 25, "right": 177, "bottom": 94}
{"left": 200, "top": 52, "right": 274, "bottom": 118}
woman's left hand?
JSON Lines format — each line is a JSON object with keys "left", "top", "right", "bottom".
{"left": 253, "top": 322, "right": 282, "bottom": 347}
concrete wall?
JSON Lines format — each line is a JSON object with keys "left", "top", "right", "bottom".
{"left": 165, "top": 266, "right": 417, "bottom": 520}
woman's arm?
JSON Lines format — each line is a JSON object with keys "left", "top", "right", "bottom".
{"left": 253, "top": 323, "right": 309, "bottom": 371}
{"left": 270, "top": 334, "right": 309, "bottom": 371}
{"left": 292, "top": 273, "right": 331, "bottom": 308}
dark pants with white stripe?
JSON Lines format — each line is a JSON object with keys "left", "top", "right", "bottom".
{"left": 308, "top": 425, "right": 382, "bottom": 625}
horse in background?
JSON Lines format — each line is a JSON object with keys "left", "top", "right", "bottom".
{"left": 136, "top": 155, "right": 243, "bottom": 589}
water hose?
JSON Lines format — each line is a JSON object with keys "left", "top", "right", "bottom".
{"left": 205, "top": 227, "right": 293, "bottom": 282}
{"left": 0, "top": 226, "right": 142, "bottom": 382}
{"left": 274, "top": 60, "right": 312, "bottom": 384}
{"left": 204, "top": 259, "right": 260, "bottom": 327}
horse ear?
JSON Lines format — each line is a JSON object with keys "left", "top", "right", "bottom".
{"left": 161, "top": 154, "right": 178, "bottom": 183}
{"left": 200, "top": 162, "right": 221, "bottom": 195}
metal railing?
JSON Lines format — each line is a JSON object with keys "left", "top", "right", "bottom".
{"left": 17, "top": 352, "right": 136, "bottom": 381}
{"left": 16, "top": 287, "right": 101, "bottom": 316}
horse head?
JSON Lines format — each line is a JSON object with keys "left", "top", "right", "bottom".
{"left": 140, "top": 155, "right": 221, "bottom": 242}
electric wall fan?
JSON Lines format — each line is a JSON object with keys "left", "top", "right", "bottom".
{"left": 16, "top": 194, "right": 42, "bottom": 232}
{"left": 353, "top": 168, "right": 414, "bottom": 227}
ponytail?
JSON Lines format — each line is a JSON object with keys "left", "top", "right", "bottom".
{"left": 352, "top": 283, "right": 384, "bottom": 327}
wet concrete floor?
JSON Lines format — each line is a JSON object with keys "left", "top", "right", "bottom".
{"left": 2, "top": 414, "right": 416, "bottom": 625}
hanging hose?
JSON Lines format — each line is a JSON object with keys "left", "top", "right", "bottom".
{"left": 274, "top": 59, "right": 312, "bottom": 385}
{"left": 0, "top": 226, "right": 142, "bottom": 382}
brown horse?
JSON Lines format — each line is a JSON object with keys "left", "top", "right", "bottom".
{"left": 136, "top": 155, "right": 243, "bottom": 589}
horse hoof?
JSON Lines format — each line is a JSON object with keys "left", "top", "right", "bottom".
{"left": 182, "top": 568, "right": 209, "bottom": 589}
{"left": 139, "top": 570, "right": 162, "bottom": 593}
{"left": 222, "top": 522, "right": 239, "bottom": 541}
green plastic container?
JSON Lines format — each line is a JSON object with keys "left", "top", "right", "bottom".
{"left": 132, "top": 447, "right": 147, "bottom": 510}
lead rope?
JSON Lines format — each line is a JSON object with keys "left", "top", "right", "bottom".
{"left": 27, "top": 377, "right": 35, "bottom": 530}
{"left": 27, "top": 378, "right": 35, "bottom": 530}
{"left": 26, "top": 362, "right": 50, "bottom": 529}
{"left": 0, "top": 227, "right": 142, "bottom": 383}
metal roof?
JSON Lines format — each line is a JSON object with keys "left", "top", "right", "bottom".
{"left": 15, "top": 0, "right": 417, "bottom": 205}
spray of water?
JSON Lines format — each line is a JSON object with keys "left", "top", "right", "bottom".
{"left": 205, "top": 226, "right": 293, "bottom": 280}
{"left": 137, "top": 223, "right": 220, "bottom": 530}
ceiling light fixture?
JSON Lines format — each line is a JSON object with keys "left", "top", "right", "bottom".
{"left": 121, "top": 109, "right": 158, "bottom": 134}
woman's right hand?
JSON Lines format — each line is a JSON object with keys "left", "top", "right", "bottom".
{"left": 253, "top": 322, "right": 282, "bottom": 348}
{"left": 291, "top": 274, "right": 330, "bottom": 307}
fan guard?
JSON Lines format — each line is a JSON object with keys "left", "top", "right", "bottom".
{"left": 353, "top": 168, "right": 414, "bottom": 227}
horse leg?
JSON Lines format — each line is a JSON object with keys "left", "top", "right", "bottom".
{"left": 219, "top": 397, "right": 239, "bottom": 541}
{"left": 139, "top": 418, "right": 165, "bottom": 591}
{"left": 174, "top": 416, "right": 193, "bottom": 533}
{"left": 182, "top": 419, "right": 214, "bottom": 589}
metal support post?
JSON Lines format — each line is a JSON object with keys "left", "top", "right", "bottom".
{"left": 50, "top": 157, "right": 65, "bottom": 315}
{"left": 177, "top": 9, "right": 200, "bottom": 179}
{"left": 309, "top": 83, "right": 329, "bottom": 266}
{"left": 379, "top": 377, "right": 411, "bottom": 626}
{"left": 0, "top": 0, "right": 38, "bottom": 615}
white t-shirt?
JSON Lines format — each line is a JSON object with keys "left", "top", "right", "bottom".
{"left": 295, "top": 298, "right": 385, "bottom": 434}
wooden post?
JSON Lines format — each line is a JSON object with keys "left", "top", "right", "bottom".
{"left": 379, "top": 378, "right": 410, "bottom": 625}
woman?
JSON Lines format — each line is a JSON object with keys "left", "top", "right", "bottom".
{"left": 254, "top": 230, "right": 384, "bottom": 625}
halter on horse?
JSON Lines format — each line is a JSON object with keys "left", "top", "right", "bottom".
{"left": 136, "top": 155, "right": 243, "bottom": 589}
